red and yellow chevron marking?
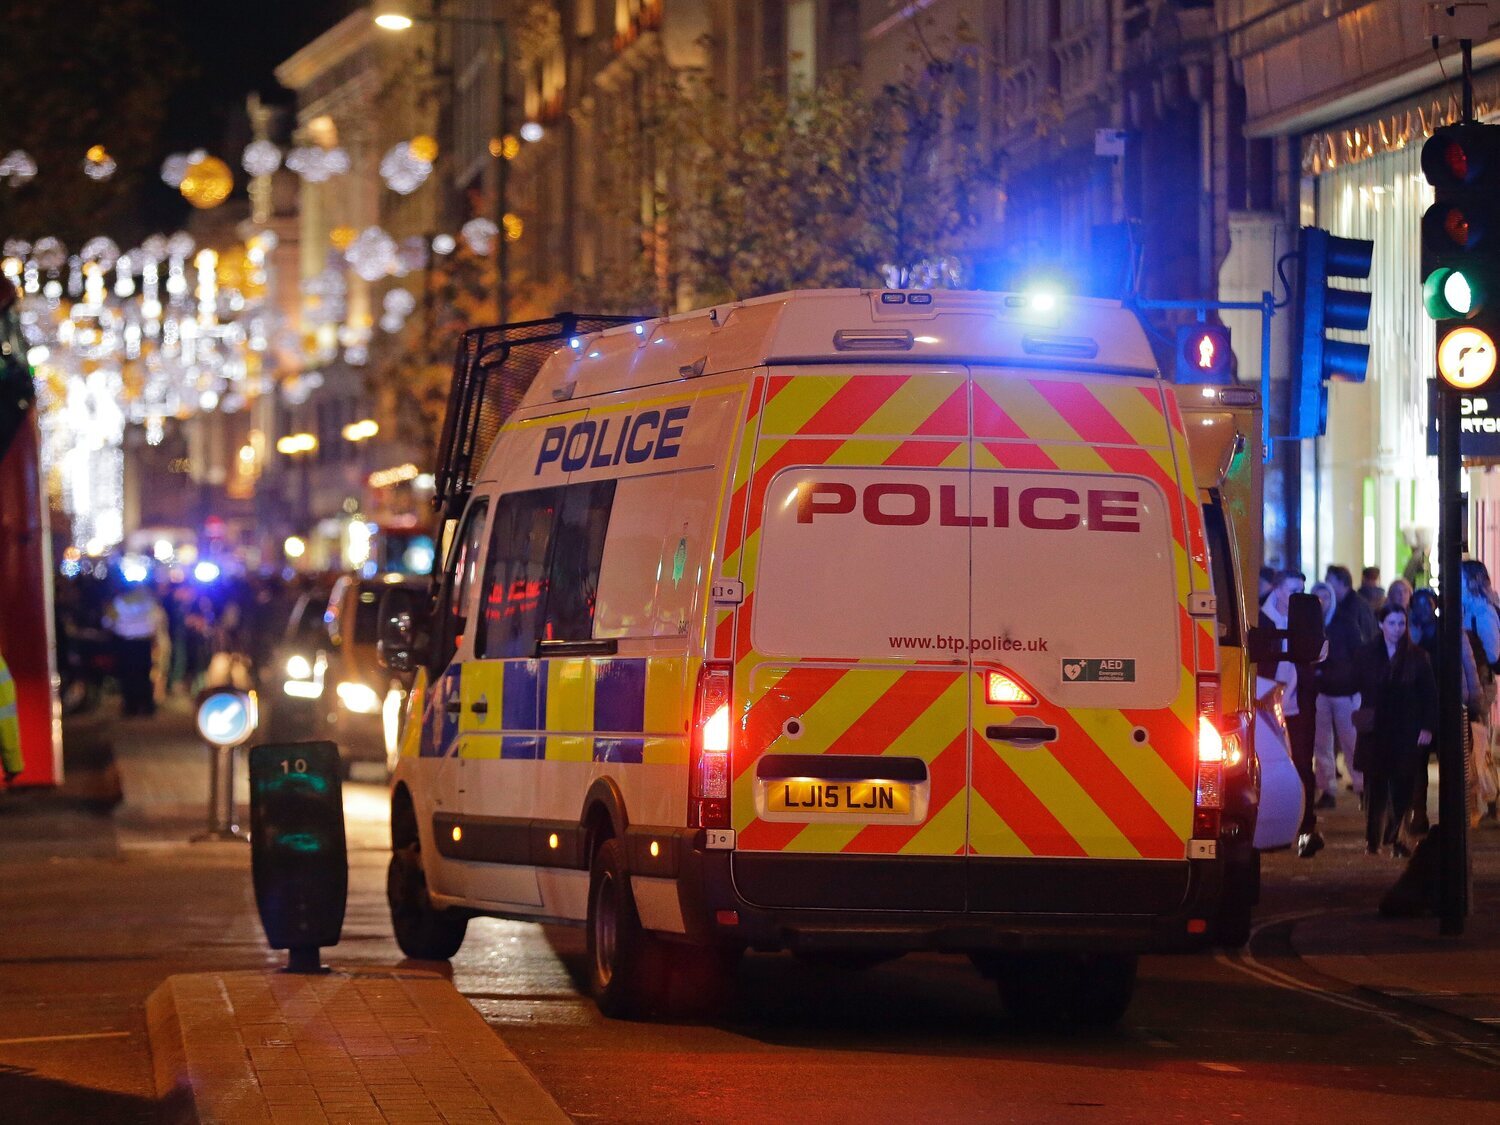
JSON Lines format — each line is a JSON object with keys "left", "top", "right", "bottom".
{"left": 733, "top": 664, "right": 970, "bottom": 856}
{"left": 723, "top": 366, "right": 1207, "bottom": 861}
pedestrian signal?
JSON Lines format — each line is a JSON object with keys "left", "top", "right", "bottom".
{"left": 1174, "top": 323, "right": 1232, "bottom": 384}
{"left": 1423, "top": 123, "right": 1500, "bottom": 394}
{"left": 1290, "top": 227, "right": 1374, "bottom": 438}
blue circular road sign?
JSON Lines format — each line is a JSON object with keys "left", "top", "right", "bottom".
{"left": 196, "top": 689, "right": 258, "bottom": 748}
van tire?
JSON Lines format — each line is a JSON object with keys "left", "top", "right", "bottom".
{"left": 1211, "top": 853, "right": 1259, "bottom": 949}
{"left": 587, "top": 838, "right": 667, "bottom": 1018}
{"left": 993, "top": 952, "right": 1137, "bottom": 1030}
{"left": 387, "top": 842, "right": 468, "bottom": 961}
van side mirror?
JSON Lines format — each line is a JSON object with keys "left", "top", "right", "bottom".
{"left": 1285, "top": 592, "right": 1326, "bottom": 663}
{"left": 377, "top": 588, "right": 419, "bottom": 673}
{"left": 1246, "top": 592, "right": 1326, "bottom": 666}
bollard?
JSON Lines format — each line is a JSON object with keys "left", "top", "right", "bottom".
{"left": 191, "top": 688, "right": 258, "bottom": 843}
{"left": 248, "top": 741, "right": 347, "bottom": 973}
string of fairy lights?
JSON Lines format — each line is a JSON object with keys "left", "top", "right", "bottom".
{"left": 1, "top": 137, "right": 520, "bottom": 552}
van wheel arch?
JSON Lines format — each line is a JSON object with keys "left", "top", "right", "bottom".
{"left": 580, "top": 777, "right": 629, "bottom": 860}
{"left": 391, "top": 782, "right": 419, "bottom": 850}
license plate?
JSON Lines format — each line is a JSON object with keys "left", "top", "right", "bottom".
{"left": 765, "top": 779, "right": 912, "bottom": 816}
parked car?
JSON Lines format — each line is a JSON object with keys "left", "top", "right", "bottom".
{"left": 266, "top": 584, "right": 334, "bottom": 741}
{"left": 324, "top": 574, "right": 424, "bottom": 777}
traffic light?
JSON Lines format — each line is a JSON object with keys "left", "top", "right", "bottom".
{"left": 1174, "top": 323, "right": 1232, "bottom": 383}
{"left": 1422, "top": 122, "right": 1500, "bottom": 393}
{"left": 1290, "top": 227, "right": 1374, "bottom": 439}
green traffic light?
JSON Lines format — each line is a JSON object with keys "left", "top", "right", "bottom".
{"left": 1425, "top": 267, "right": 1483, "bottom": 320}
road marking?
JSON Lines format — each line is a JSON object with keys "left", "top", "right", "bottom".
{"left": 1199, "top": 1062, "right": 1242, "bottom": 1073}
{"left": 1217, "top": 909, "right": 1500, "bottom": 1068}
{"left": 0, "top": 1031, "right": 131, "bottom": 1047}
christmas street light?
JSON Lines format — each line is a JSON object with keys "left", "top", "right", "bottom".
{"left": 373, "top": 0, "right": 513, "bottom": 324}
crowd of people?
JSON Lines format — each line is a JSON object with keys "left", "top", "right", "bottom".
{"left": 1258, "top": 561, "right": 1500, "bottom": 862}
{"left": 53, "top": 566, "right": 310, "bottom": 719}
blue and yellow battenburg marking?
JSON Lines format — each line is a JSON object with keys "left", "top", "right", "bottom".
{"left": 420, "top": 656, "right": 689, "bottom": 764}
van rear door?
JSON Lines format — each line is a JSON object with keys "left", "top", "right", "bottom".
{"left": 966, "top": 369, "right": 1199, "bottom": 910}
{"left": 731, "top": 367, "right": 973, "bottom": 911}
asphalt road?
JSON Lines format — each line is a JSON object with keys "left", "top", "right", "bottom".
{"left": 1, "top": 700, "right": 1498, "bottom": 1123}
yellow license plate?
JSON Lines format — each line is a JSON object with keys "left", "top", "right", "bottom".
{"left": 765, "top": 779, "right": 912, "bottom": 816}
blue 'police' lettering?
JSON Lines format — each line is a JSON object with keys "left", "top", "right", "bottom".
{"left": 561, "top": 420, "right": 597, "bottom": 471}
{"left": 624, "top": 412, "right": 661, "bottom": 464}
{"left": 533, "top": 408, "right": 690, "bottom": 474}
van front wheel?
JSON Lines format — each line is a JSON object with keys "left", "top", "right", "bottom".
{"left": 587, "top": 838, "right": 667, "bottom": 1018}
{"left": 388, "top": 842, "right": 468, "bottom": 961}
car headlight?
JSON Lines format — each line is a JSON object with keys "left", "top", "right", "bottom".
{"left": 337, "top": 680, "right": 381, "bottom": 714}
{"left": 285, "top": 654, "right": 312, "bottom": 680}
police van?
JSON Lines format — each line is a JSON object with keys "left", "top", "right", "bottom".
{"left": 380, "top": 290, "right": 1266, "bottom": 1025}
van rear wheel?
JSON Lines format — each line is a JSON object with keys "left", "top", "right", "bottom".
{"left": 991, "top": 952, "right": 1137, "bottom": 1030}
{"left": 388, "top": 842, "right": 468, "bottom": 961}
{"left": 587, "top": 838, "right": 668, "bottom": 1018}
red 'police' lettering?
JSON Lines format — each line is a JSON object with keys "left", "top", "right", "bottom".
{"left": 796, "top": 481, "right": 1141, "bottom": 532}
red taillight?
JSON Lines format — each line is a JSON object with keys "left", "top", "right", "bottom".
{"left": 1193, "top": 675, "right": 1223, "bottom": 840}
{"left": 690, "top": 661, "right": 732, "bottom": 829}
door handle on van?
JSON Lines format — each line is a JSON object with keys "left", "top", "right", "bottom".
{"left": 536, "top": 638, "right": 619, "bottom": 657}
{"left": 469, "top": 697, "right": 489, "bottom": 717}
{"left": 985, "top": 723, "right": 1059, "bottom": 746}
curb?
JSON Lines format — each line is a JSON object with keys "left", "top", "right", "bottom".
{"left": 147, "top": 967, "right": 569, "bottom": 1124}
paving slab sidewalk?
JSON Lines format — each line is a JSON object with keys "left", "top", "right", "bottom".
{"left": 148, "top": 967, "right": 569, "bottom": 1125}
{"left": 1285, "top": 803, "right": 1500, "bottom": 1031}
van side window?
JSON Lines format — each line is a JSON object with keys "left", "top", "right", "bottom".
{"left": 431, "top": 499, "right": 490, "bottom": 673}
{"left": 544, "top": 479, "right": 616, "bottom": 642}
{"left": 1201, "top": 497, "right": 1241, "bottom": 646}
{"left": 478, "top": 480, "right": 618, "bottom": 657}
{"left": 478, "top": 487, "right": 560, "bottom": 658}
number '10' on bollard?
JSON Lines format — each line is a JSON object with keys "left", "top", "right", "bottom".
{"left": 249, "top": 741, "right": 347, "bottom": 973}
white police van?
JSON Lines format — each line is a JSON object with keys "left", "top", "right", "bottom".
{"left": 382, "top": 291, "right": 1282, "bottom": 1024}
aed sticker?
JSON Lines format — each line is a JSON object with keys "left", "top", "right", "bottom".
{"left": 672, "top": 537, "right": 687, "bottom": 585}
{"left": 1062, "top": 658, "right": 1136, "bottom": 683}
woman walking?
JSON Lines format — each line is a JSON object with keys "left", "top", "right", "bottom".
{"left": 1354, "top": 604, "right": 1438, "bottom": 857}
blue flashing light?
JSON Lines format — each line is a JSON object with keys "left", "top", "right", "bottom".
{"left": 633, "top": 323, "right": 646, "bottom": 336}
{"left": 193, "top": 560, "right": 221, "bottom": 583}
{"left": 569, "top": 337, "right": 582, "bottom": 349}
{"left": 120, "top": 556, "right": 151, "bottom": 584}
{"left": 1028, "top": 289, "right": 1060, "bottom": 313}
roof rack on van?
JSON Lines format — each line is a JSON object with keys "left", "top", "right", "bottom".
{"left": 433, "top": 313, "right": 643, "bottom": 518}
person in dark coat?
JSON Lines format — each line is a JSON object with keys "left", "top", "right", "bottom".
{"left": 1317, "top": 565, "right": 1379, "bottom": 799}
{"left": 1354, "top": 604, "right": 1438, "bottom": 857}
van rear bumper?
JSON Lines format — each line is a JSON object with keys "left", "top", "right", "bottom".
{"left": 677, "top": 848, "right": 1224, "bottom": 955}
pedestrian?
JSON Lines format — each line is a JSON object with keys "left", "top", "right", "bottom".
{"left": 0, "top": 646, "right": 22, "bottom": 784}
{"left": 1258, "top": 565, "right": 1277, "bottom": 607}
{"left": 1359, "top": 566, "right": 1386, "bottom": 611}
{"left": 1461, "top": 559, "right": 1500, "bottom": 821}
{"left": 1353, "top": 604, "right": 1437, "bottom": 857}
{"left": 1408, "top": 587, "right": 1488, "bottom": 830}
{"left": 1317, "top": 565, "right": 1378, "bottom": 802}
{"left": 103, "top": 575, "right": 166, "bottom": 717}
{"left": 1385, "top": 578, "right": 1412, "bottom": 614}
{"left": 1260, "top": 570, "right": 1321, "bottom": 856}
{"left": 184, "top": 595, "right": 216, "bottom": 692}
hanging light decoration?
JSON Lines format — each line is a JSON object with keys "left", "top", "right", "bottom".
{"left": 240, "top": 139, "right": 282, "bottom": 178}
{"left": 431, "top": 233, "right": 456, "bottom": 256}
{"left": 179, "top": 154, "right": 233, "bottom": 208}
{"left": 345, "top": 226, "right": 398, "bottom": 282}
{"left": 284, "top": 145, "right": 350, "bottom": 183}
{"left": 329, "top": 226, "right": 357, "bottom": 251}
{"left": 83, "top": 145, "right": 117, "bottom": 181}
{"left": 160, "top": 152, "right": 192, "bottom": 188}
{"left": 396, "top": 235, "right": 428, "bottom": 274}
{"left": 461, "top": 218, "right": 498, "bottom": 255}
{"left": 0, "top": 149, "right": 37, "bottom": 186}
{"left": 380, "top": 141, "right": 432, "bottom": 195}
{"left": 31, "top": 237, "right": 66, "bottom": 272}
{"left": 80, "top": 237, "right": 121, "bottom": 272}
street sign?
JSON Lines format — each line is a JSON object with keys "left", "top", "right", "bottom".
{"left": 249, "top": 741, "right": 347, "bottom": 972}
{"left": 1438, "top": 326, "right": 1497, "bottom": 390}
{"left": 196, "top": 688, "right": 257, "bottom": 748}
{"left": 1425, "top": 380, "right": 1500, "bottom": 456}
